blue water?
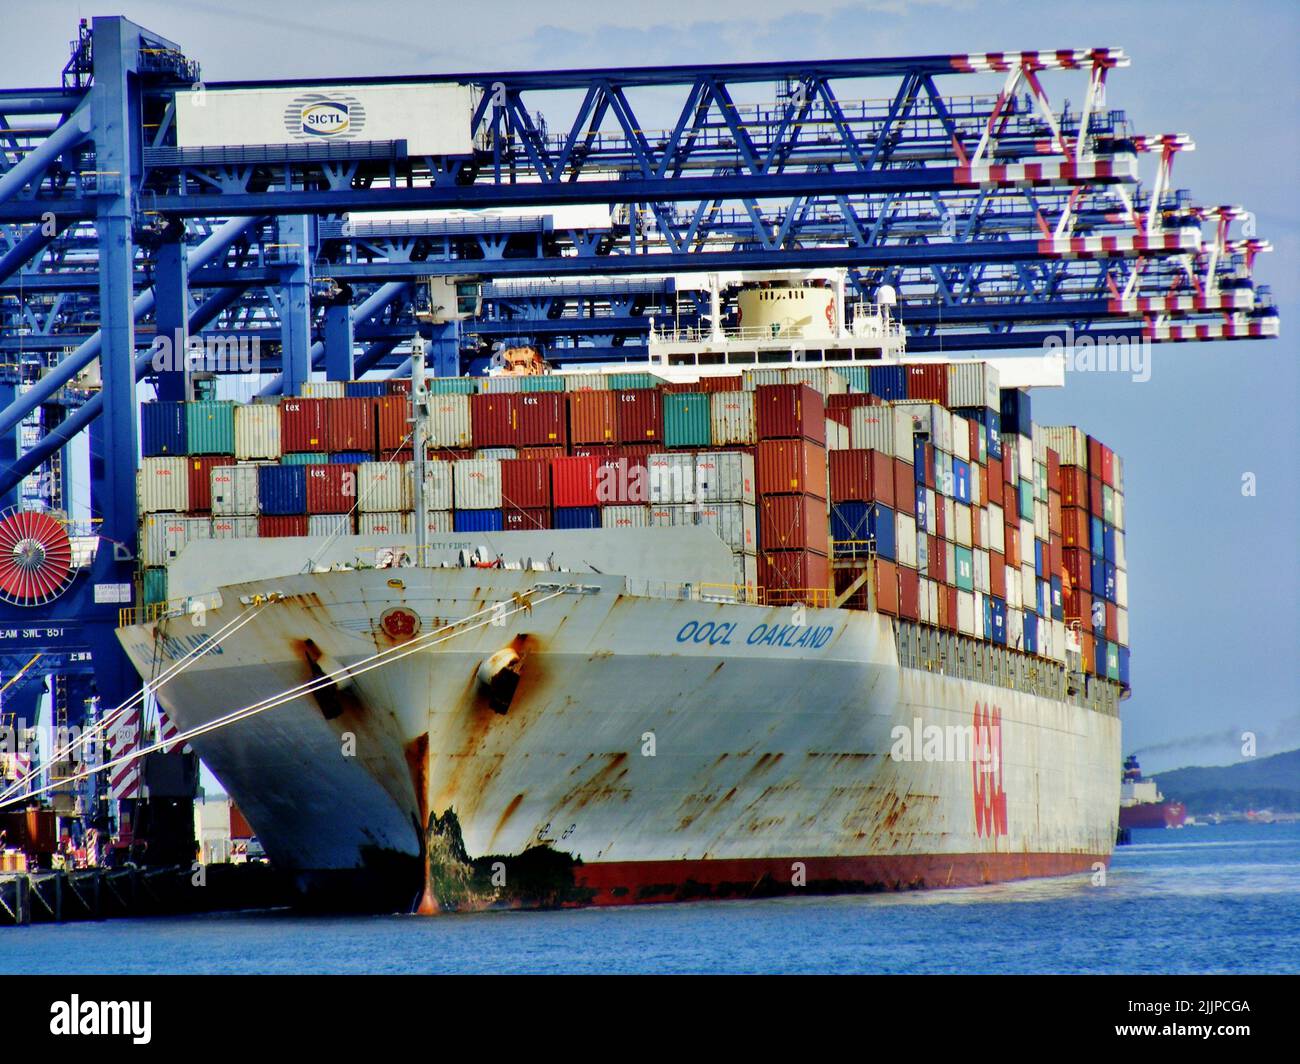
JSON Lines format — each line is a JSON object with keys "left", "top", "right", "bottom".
{"left": 2, "top": 822, "right": 1296, "bottom": 974}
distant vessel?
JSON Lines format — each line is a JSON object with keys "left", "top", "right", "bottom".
{"left": 1119, "top": 755, "right": 1186, "bottom": 829}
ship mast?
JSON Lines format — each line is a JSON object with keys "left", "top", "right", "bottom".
{"left": 410, "top": 333, "right": 428, "bottom": 564}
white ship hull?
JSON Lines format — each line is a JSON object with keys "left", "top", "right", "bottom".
{"left": 118, "top": 567, "right": 1120, "bottom": 911}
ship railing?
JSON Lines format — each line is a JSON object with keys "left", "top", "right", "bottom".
{"left": 118, "top": 599, "right": 194, "bottom": 627}
{"left": 760, "top": 587, "right": 835, "bottom": 609}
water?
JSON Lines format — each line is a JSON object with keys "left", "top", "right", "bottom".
{"left": 2, "top": 822, "right": 1296, "bottom": 974}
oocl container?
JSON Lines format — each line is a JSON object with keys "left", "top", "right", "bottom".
{"left": 453, "top": 458, "right": 503, "bottom": 510}
{"left": 210, "top": 464, "right": 258, "bottom": 516}
{"left": 710, "top": 391, "right": 756, "bottom": 445}
{"left": 185, "top": 400, "right": 236, "bottom": 455}
{"left": 849, "top": 405, "right": 897, "bottom": 455}
{"left": 358, "top": 511, "right": 411, "bottom": 535}
{"left": 234, "top": 402, "right": 282, "bottom": 460}
{"left": 600, "top": 505, "right": 650, "bottom": 530}
{"left": 616, "top": 389, "right": 663, "bottom": 443}
{"left": 357, "top": 461, "right": 413, "bottom": 512}
{"left": 424, "top": 393, "right": 471, "bottom": 449}
{"left": 946, "top": 361, "right": 1000, "bottom": 410}
{"left": 648, "top": 452, "right": 697, "bottom": 504}
{"left": 279, "top": 398, "right": 327, "bottom": 452}
{"left": 694, "top": 451, "right": 755, "bottom": 504}
{"left": 141, "top": 514, "right": 211, "bottom": 567}
{"left": 211, "top": 515, "right": 257, "bottom": 539}
{"left": 308, "top": 514, "right": 353, "bottom": 537}
{"left": 422, "top": 462, "right": 453, "bottom": 511}
{"left": 186, "top": 455, "right": 229, "bottom": 513}
{"left": 138, "top": 457, "right": 190, "bottom": 513}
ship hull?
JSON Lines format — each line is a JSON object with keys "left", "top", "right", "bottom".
{"left": 1119, "top": 802, "right": 1187, "bottom": 830}
{"left": 118, "top": 568, "right": 1121, "bottom": 912}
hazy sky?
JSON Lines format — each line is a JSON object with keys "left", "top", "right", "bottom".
{"left": 8, "top": 1, "right": 1298, "bottom": 772}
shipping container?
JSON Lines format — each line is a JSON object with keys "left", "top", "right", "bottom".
{"left": 608, "top": 371, "right": 659, "bottom": 391}
{"left": 516, "top": 393, "right": 568, "bottom": 446}
{"left": 500, "top": 458, "right": 551, "bottom": 509}
{"left": 501, "top": 506, "right": 552, "bottom": 531}
{"left": 759, "top": 494, "right": 828, "bottom": 553}
{"left": 210, "top": 464, "right": 259, "bottom": 516}
{"left": 211, "top": 515, "right": 257, "bottom": 539}
{"left": 373, "top": 395, "right": 410, "bottom": 451}
{"left": 758, "top": 550, "right": 831, "bottom": 595}
{"left": 324, "top": 397, "right": 375, "bottom": 452}
{"left": 569, "top": 390, "right": 618, "bottom": 444}
{"left": 663, "top": 375, "right": 743, "bottom": 394}
{"left": 142, "top": 567, "right": 168, "bottom": 606}
{"left": 141, "top": 514, "right": 210, "bottom": 567}
{"left": 648, "top": 452, "right": 697, "bottom": 504}
{"left": 234, "top": 402, "right": 282, "bottom": 460}
{"left": 830, "top": 501, "right": 895, "bottom": 560}
{"left": 756, "top": 439, "right": 827, "bottom": 498}
{"left": 258, "top": 514, "right": 309, "bottom": 537}
{"left": 743, "top": 367, "right": 849, "bottom": 398}
{"left": 421, "top": 462, "right": 453, "bottom": 511}
{"left": 662, "top": 393, "right": 712, "bottom": 448}
{"left": 905, "top": 363, "right": 948, "bottom": 405}
{"left": 306, "top": 464, "right": 357, "bottom": 514}
{"left": 140, "top": 401, "right": 187, "bottom": 456}
{"left": 600, "top": 505, "right": 650, "bottom": 530}
{"left": 279, "top": 398, "right": 327, "bottom": 452}
{"left": 138, "top": 457, "right": 190, "bottom": 513}
{"left": 422, "top": 510, "right": 454, "bottom": 535}
{"left": 552, "top": 455, "right": 600, "bottom": 507}
{"left": 185, "top": 400, "right": 236, "bottom": 455}
{"left": 849, "top": 405, "right": 899, "bottom": 456}
{"left": 453, "top": 458, "right": 504, "bottom": 510}
{"left": 867, "top": 365, "right": 906, "bottom": 401}
{"left": 946, "top": 361, "right": 1000, "bottom": 410}
{"left": 185, "top": 455, "right": 229, "bottom": 513}
{"left": 358, "top": 511, "right": 411, "bottom": 536}
{"left": 562, "top": 372, "right": 610, "bottom": 392}
{"left": 873, "top": 559, "right": 900, "bottom": 614}
{"left": 258, "top": 465, "right": 307, "bottom": 515}
{"left": 300, "top": 380, "right": 345, "bottom": 399}
{"left": 344, "top": 380, "right": 388, "bottom": 398}
{"left": 755, "top": 384, "right": 826, "bottom": 444}
{"left": 616, "top": 389, "right": 663, "bottom": 443}
{"left": 828, "top": 448, "right": 894, "bottom": 506}
{"left": 422, "top": 377, "right": 475, "bottom": 395}
{"left": 694, "top": 451, "right": 756, "bottom": 504}
{"left": 1000, "top": 388, "right": 1032, "bottom": 437}
{"left": 709, "top": 390, "right": 757, "bottom": 445}
{"left": 553, "top": 506, "right": 601, "bottom": 530}
{"left": 355, "top": 461, "right": 412, "bottom": 512}
{"left": 452, "top": 509, "right": 502, "bottom": 533}
{"left": 592, "top": 451, "right": 649, "bottom": 505}
{"left": 280, "top": 452, "right": 329, "bottom": 465}
{"left": 308, "top": 513, "right": 353, "bottom": 537}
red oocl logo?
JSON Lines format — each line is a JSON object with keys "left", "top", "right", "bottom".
{"left": 972, "top": 701, "right": 1008, "bottom": 837}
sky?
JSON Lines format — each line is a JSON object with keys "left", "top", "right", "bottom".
{"left": 7, "top": 1, "right": 1298, "bottom": 773}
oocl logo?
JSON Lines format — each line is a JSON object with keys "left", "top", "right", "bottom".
{"left": 972, "top": 701, "right": 1008, "bottom": 837}
{"left": 283, "top": 94, "right": 367, "bottom": 140}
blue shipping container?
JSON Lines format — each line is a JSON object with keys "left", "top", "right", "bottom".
{"left": 331, "top": 451, "right": 373, "bottom": 464}
{"left": 999, "top": 388, "right": 1032, "bottom": 437}
{"left": 914, "top": 484, "right": 928, "bottom": 526}
{"left": 1090, "top": 515, "right": 1105, "bottom": 557}
{"left": 1091, "top": 556, "right": 1107, "bottom": 601}
{"left": 344, "top": 381, "right": 388, "bottom": 398}
{"left": 553, "top": 506, "right": 600, "bottom": 530}
{"left": 1023, "top": 611, "right": 1038, "bottom": 654}
{"left": 985, "top": 409, "right": 1003, "bottom": 460}
{"left": 830, "top": 501, "right": 895, "bottom": 560}
{"left": 912, "top": 437, "right": 927, "bottom": 483}
{"left": 141, "top": 401, "right": 187, "bottom": 456}
{"left": 868, "top": 365, "right": 907, "bottom": 401}
{"left": 1103, "top": 525, "right": 1116, "bottom": 562}
{"left": 1035, "top": 538, "right": 1045, "bottom": 578}
{"left": 1118, "top": 646, "right": 1131, "bottom": 686}
{"left": 1104, "top": 561, "right": 1117, "bottom": 602}
{"left": 1050, "top": 575, "right": 1064, "bottom": 621}
{"left": 1037, "top": 578, "right": 1049, "bottom": 617}
{"left": 453, "top": 509, "right": 503, "bottom": 532}
{"left": 953, "top": 458, "right": 970, "bottom": 504}
{"left": 258, "top": 465, "right": 307, "bottom": 514}
{"left": 1093, "top": 637, "right": 1110, "bottom": 678}
{"left": 988, "top": 597, "right": 1007, "bottom": 645}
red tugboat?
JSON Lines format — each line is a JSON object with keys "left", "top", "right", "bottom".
{"left": 1119, "top": 755, "right": 1187, "bottom": 829}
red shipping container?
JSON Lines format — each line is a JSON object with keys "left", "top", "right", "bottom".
{"left": 1049, "top": 535, "right": 1062, "bottom": 577}
{"left": 987, "top": 466, "right": 1004, "bottom": 509}
{"left": 1063, "top": 547, "right": 1091, "bottom": 592}
{"left": 470, "top": 393, "right": 520, "bottom": 448}
{"left": 944, "top": 586, "right": 958, "bottom": 632}
{"left": 517, "top": 446, "right": 566, "bottom": 461}
{"left": 663, "top": 375, "right": 742, "bottom": 394}
{"left": 977, "top": 460, "right": 990, "bottom": 508}
{"left": 1048, "top": 490, "right": 1062, "bottom": 536}
{"left": 427, "top": 446, "right": 473, "bottom": 461}
{"left": 570, "top": 443, "right": 618, "bottom": 458}
{"left": 1087, "top": 435, "right": 1103, "bottom": 478}
{"left": 897, "top": 565, "right": 920, "bottom": 620}
{"left": 552, "top": 455, "right": 600, "bottom": 507}
{"left": 1046, "top": 448, "right": 1061, "bottom": 493}
{"left": 1060, "top": 467, "right": 1087, "bottom": 507}
{"left": 968, "top": 419, "right": 982, "bottom": 462}
{"left": 594, "top": 450, "right": 650, "bottom": 505}
{"left": 1101, "top": 445, "right": 1115, "bottom": 488}
{"left": 502, "top": 506, "right": 552, "bottom": 531}
{"left": 923, "top": 443, "right": 936, "bottom": 491}
{"left": 501, "top": 458, "right": 551, "bottom": 509}
{"left": 759, "top": 549, "right": 830, "bottom": 595}
{"left": 1089, "top": 475, "right": 1104, "bottom": 516}
{"left": 826, "top": 392, "right": 882, "bottom": 428}
{"left": 1005, "top": 521, "right": 1020, "bottom": 568}
{"left": 380, "top": 447, "right": 415, "bottom": 464}
{"left": 258, "top": 514, "right": 308, "bottom": 537}
{"left": 874, "top": 559, "right": 899, "bottom": 615}
{"left": 306, "top": 464, "right": 357, "bottom": 514}
{"left": 971, "top": 510, "right": 982, "bottom": 550}
{"left": 279, "top": 398, "right": 327, "bottom": 452}
{"left": 989, "top": 553, "right": 1006, "bottom": 599}
{"left": 755, "top": 384, "right": 826, "bottom": 444}
{"left": 517, "top": 393, "right": 568, "bottom": 447}
{"left": 756, "top": 439, "right": 827, "bottom": 498}
{"left": 893, "top": 459, "right": 913, "bottom": 508}
{"left": 374, "top": 395, "right": 409, "bottom": 452}
{"left": 759, "top": 495, "right": 829, "bottom": 553}
{"left": 1063, "top": 586, "right": 1089, "bottom": 623}
{"left": 325, "top": 397, "right": 375, "bottom": 452}
{"left": 569, "top": 391, "right": 618, "bottom": 445}
{"left": 186, "top": 455, "right": 229, "bottom": 512}
{"left": 935, "top": 495, "right": 946, "bottom": 539}
{"left": 928, "top": 534, "right": 947, "bottom": 583}
{"left": 1105, "top": 600, "right": 1118, "bottom": 642}
{"left": 904, "top": 363, "right": 948, "bottom": 405}
{"left": 616, "top": 389, "right": 663, "bottom": 443}
{"left": 828, "top": 449, "right": 894, "bottom": 506}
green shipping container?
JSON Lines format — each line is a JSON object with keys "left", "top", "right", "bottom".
{"left": 835, "top": 365, "right": 871, "bottom": 394}
{"left": 185, "top": 400, "right": 235, "bottom": 455}
{"left": 517, "top": 375, "right": 566, "bottom": 392}
{"left": 1102, "top": 484, "right": 1115, "bottom": 524}
{"left": 1105, "top": 641, "right": 1120, "bottom": 680}
{"left": 953, "top": 545, "right": 974, "bottom": 592}
{"left": 142, "top": 567, "right": 168, "bottom": 606}
{"left": 281, "top": 452, "right": 329, "bottom": 465}
{"left": 608, "top": 371, "right": 658, "bottom": 391}
{"left": 427, "top": 377, "right": 479, "bottom": 395}
{"left": 663, "top": 393, "right": 712, "bottom": 448}
{"left": 1017, "top": 478, "right": 1034, "bottom": 521}
{"left": 1034, "top": 461, "right": 1048, "bottom": 502}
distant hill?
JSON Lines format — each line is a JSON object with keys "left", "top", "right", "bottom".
{"left": 1154, "top": 749, "right": 1300, "bottom": 814}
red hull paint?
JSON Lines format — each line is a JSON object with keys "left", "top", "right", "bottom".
{"left": 1119, "top": 802, "right": 1186, "bottom": 829}
{"left": 572, "top": 851, "right": 1109, "bottom": 906}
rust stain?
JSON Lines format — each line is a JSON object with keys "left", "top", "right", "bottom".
{"left": 404, "top": 734, "right": 436, "bottom": 915}
{"left": 487, "top": 792, "right": 527, "bottom": 850}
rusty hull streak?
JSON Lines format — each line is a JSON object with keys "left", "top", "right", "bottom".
{"left": 405, "top": 734, "right": 437, "bottom": 914}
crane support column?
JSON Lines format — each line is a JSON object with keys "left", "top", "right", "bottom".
{"left": 276, "top": 214, "right": 313, "bottom": 397}
{"left": 153, "top": 219, "right": 191, "bottom": 402}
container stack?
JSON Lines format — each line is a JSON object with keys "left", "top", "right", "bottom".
{"left": 754, "top": 383, "right": 830, "bottom": 602}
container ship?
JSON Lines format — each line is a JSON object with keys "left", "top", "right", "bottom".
{"left": 1119, "top": 755, "right": 1186, "bottom": 829}
{"left": 115, "top": 272, "right": 1131, "bottom": 912}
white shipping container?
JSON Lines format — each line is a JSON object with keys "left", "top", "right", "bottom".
{"left": 977, "top": 505, "right": 989, "bottom": 548}
{"left": 1018, "top": 436, "right": 1033, "bottom": 480}
{"left": 427, "top": 394, "right": 472, "bottom": 449}
{"left": 945, "top": 541, "right": 956, "bottom": 586}
{"left": 1113, "top": 491, "right": 1125, "bottom": 531}
{"left": 918, "top": 577, "right": 932, "bottom": 624}
{"left": 1052, "top": 619, "right": 1068, "bottom": 664}
{"left": 476, "top": 448, "right": 517, "bottom": 461}
{"left": 299, "top": 380, "right": 345, "bottom": 398}
{"left": 825, "top": 418, "right": 850, "bottom": 450}
{"left": 694, "top": 450, "right": 755, "bottom": 504}
{"left": 1114, "top": 530, "right": 1126, "bottom": 569}
{"left": 709, "top": 391, "right": 756, "bottom": 446}
{"left": 973, "top": 593, "right": 986, "bottom": 640}
{"left": 924, "top": 488, "right": 937, "bottom": 536}
{"left": 916, "top": 532, "right": 928, "bottom": 576}
{"left": 1006, "top": 607, "right": 1024, "bottom": 651}
{"left": 601, "top": 505, "right": 651, "bottom": 530}
{"left": 138, "top": 457, "right": 190, "bottom": 513}
{"left": 421, "top": 462, "right": 453, "bottom": 511}
{"left": 946, "top": 360, "right": 1000, "bottom": 410}
{"left": 659, "top": 502, "right": 757, "bottom": 554}
{"left": 742, "top": 366, "right": 848, "bottom": 397}
{"left": 927, "top": 579, "right": 940, "bottom": 626}
{"left": 1006, "top": 565, "right": 1022, "bottom": 609}
{"left": 1031, "top": 427, "right": 1049, "bottom": 464}
{"left": 174, "top": 82, "right": 480, "bottom": 156}
{"left": 730, "top": 551, "right": 759, "bottom": 595}
{"left": 850, "top": 405, "right": 896, "bottom": 455}
{"left": 1034, "top": 498, "right": 1048, "bottom": 541}
{"left": 974, "top": 548, "right": 990, "bottom": 594}
{"left": 423, "top": 510, "right": 453, "bottom": 535}
{"left": 895, "top": 512, "right": 917, "bottom": 567}
{"left": 1021, "top": 563, "right": 1036, "bottom": 607}
{"left": 955, "top": 503, "right": 973, "bottom": 548}
{"left": 142, "top": 514, "right": 210, "bottom": 567}
{"left": 357, "top": 511, "right": 411, "bottom": 536}
{"left": 210, "top": 515, "right": 257, "bottom": 539}
{"left": 1020, "top": 519, "right": 1034, "bottom": 559}
{"left": 951, "top": 412, "right": 970, "bottom": 461}
{"left": 1116, "top": 568, "right": 1128, "bottom": 609}
{"left": 957, "top": 590, "right": 976, "bottom": 636}
{"left": 308, "top": 514, "right": 352, "bottom": 537}
{"left": 648, "top": 453, "right": 697, "bottom": 504}
{"left": 1040, "top": 425, "right": 1088, "bottom": 467}
{"left": 358, "top": 461, "right": 413, "bottom": 512}
{"left": 562, "top": 373, "right": 609, "bottom": 391}
{"left": 944, "top": 497, "right": 955, "bottom": 540}
{"left": 452, "top": 458, "right": 502, "bottom": 510}
{"left": 234, "top": 403, "right": 282, "bottom": 460}
{"left": 1117, "top": 607, "right": 1129, "bottom": 646}
{"left": 211, "top": 464, "right": 259, "bottom": 516}
{"left": 970, "top": 461, "right": 981, "bottom": 506}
